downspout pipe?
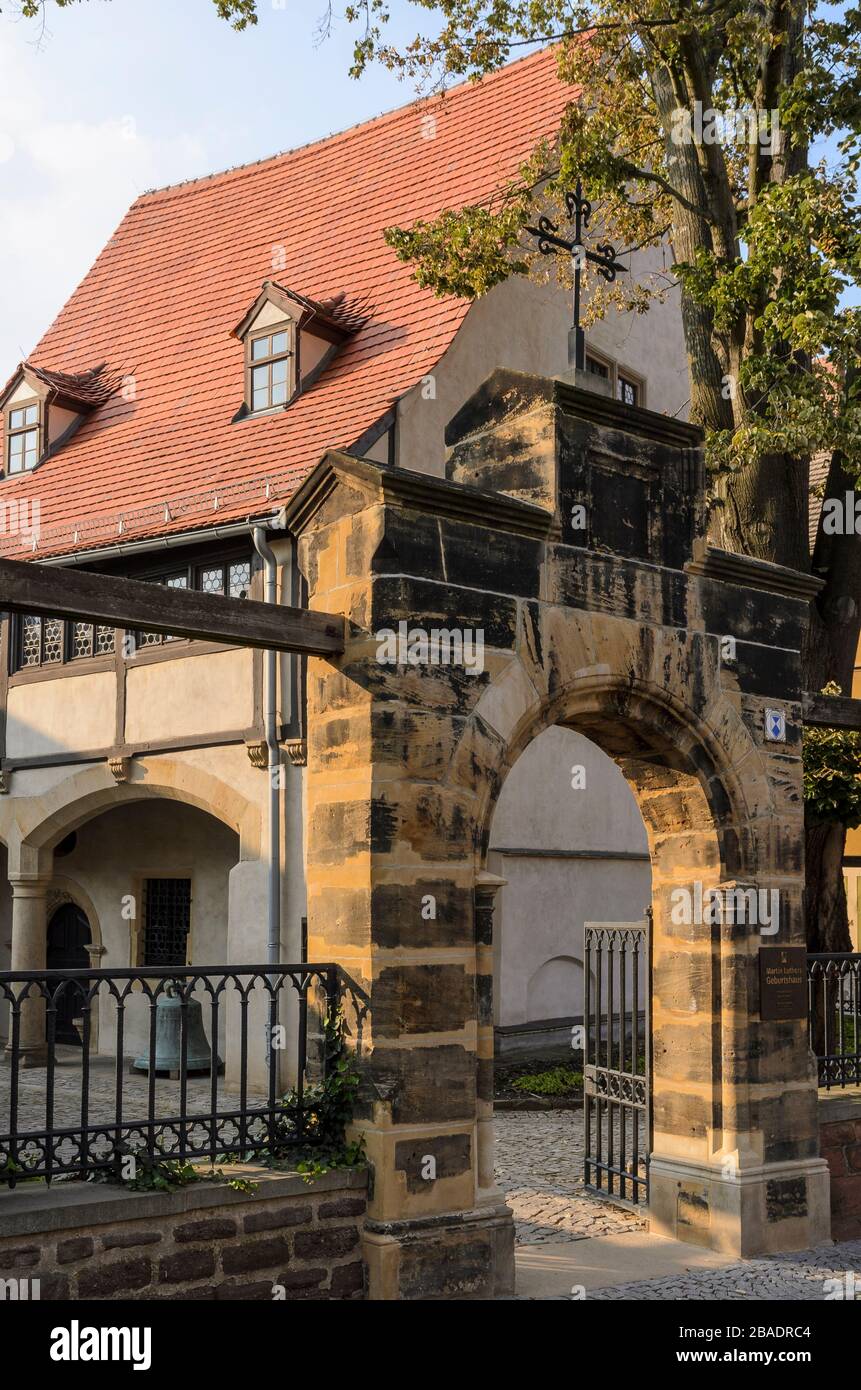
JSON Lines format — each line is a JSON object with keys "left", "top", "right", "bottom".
{"left": 252, "top": 526, "right": 280, "bottom": 967}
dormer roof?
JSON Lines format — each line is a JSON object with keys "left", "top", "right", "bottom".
{"left": 0, "top": 361, "right": 124, "bottom": 414}
{"left": 232, "top": 283, "right": 372, "bottom": 344}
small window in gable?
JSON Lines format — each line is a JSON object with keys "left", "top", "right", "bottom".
{"left": 5, "top": 400, "right": 41, "bottom": 473}
{"left": 247, "top": 324, "right": 293, "bottom": 413}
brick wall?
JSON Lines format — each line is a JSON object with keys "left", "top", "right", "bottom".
{"left": 0, "top": 1166, "right": 367, "bottom": 1301}
{"left": 819, "top": 1092, "right": 861, "bottom": 1241}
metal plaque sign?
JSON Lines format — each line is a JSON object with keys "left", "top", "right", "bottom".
{"left": 759, "top": 945, "right": 807, "bottom": 1021}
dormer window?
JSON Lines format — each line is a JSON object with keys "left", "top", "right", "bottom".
{"left": 0, "top": 362, "right": 122, "bottom": 478}
{"left": 248, "top": 326, "right": 293, "bottom": 412}
{"left": 232, "top": 281, "right": 370, "bottom": 422}
{"left": 6, "top": 400, "right": 41, "bottom": 473}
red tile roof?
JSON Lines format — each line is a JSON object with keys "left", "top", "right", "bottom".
{"left": 0, "top": 47, "right": 573, "bottom": 560}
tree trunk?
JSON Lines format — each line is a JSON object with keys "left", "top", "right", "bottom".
{"left": 803, "top": 439, "right": 861, "bottom": 953}
{"left": 804, "top": 819, "right": 852, "bottom": 954}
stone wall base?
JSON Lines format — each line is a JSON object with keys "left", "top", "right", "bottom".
{"left": 362, "top": 1201, "right": 515, "bottom": 1300}
{"left": 0, "top": 1166, "right": 368, "bottom": 1301}
{"left": 648, "top": 1154, "right": 831, "bottom": 1257}
{"left": 819, "top": 1090, "right": 861, "bottom": 1241}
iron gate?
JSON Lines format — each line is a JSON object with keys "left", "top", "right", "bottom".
{"left": 583, "top": 913, "right": 651, "bottom": 1208}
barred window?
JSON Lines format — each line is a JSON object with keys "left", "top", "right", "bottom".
{"left": 14, "top": 616, "right": 115, "bottom": 671}
{"left": 20, "top": 615, "right": 43, "bottom": 667}
{"left": 142, "top": 878, "right": 192, "bottom": 968}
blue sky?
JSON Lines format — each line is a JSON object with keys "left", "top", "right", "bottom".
{"left": 0, "top": 0, "right": 430, "bottom": 369}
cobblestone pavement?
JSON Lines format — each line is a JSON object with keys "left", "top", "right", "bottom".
{"left": 494, "top": 1110, "right": 861, "bottom": 1301}
{"left": 569, "top": 1242, "right": 861, "bottom": 1301}
{"left": 494, "top": 1108, "right": 646, "bottom": 1243}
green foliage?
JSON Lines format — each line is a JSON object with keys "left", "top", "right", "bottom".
{"left": 511, "top": 1065, "right": 583, "bottom": 1095}
{"left": 0, "top": 1158, "right": 42, "bottom": 1186}
{"left": 281, "top": 1007, "right": 360, "bottom": 1144}
{"left": 291, "top": 1137, "right": 367, "bottom": 1185}
{"left": 16, "top": 0, "right": 260, "bottom": 27}
{"left": 119, "top": 1148, "right": 203, "bottom": 1193}
{"left": 264, "top": 1006, "right": 364, "bottom": 1172}
{"left": 803, "top": 684, "right": 861, "bottom": 829}
{"left": 385, "top": 203, "right": 529, "bottom": 299}
{"left": 118, "top": 1150, "right": 260, "bottom": 1193}
{"left": 347, "top": 2, "right": 861, "bottom": 487}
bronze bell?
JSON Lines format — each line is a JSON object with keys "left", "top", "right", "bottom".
{"left": 133, "top": 984, "right": 222, "bottom": 1077}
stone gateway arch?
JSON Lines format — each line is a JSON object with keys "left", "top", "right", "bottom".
{"left": 289, "top": 369, "right": 829, "bottom": 1300}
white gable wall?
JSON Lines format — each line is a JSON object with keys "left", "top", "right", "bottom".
{"left": 396, "top": 246, "right": 689, "bottom": 478}
{"left": 395, "top": 265, "right": 681, "bottom": 1050}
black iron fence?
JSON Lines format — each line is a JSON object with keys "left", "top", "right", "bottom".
{"left": 807, "top": 953, "right": 861, "bottom": 1089}
{"left": 0, "top": 963, "right": 339, "bottom": 1187}
{"left": 583, "top": 917, "right": 651, "bottom": 1208}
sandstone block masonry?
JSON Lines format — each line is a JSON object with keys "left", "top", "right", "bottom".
{"left": 287, "top": 367, "right": 829, "bottom": 1299}
{"left": 0, "top": 1167, "right": 367, "bottom": 1300}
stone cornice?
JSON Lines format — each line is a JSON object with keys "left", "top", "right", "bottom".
{"left": 685, "top": 543, "right": 825, "bottom": 601}
{"left": 282, "top": 449, "right": 559, "bottom": 541}
{"left": 444, "top": 367, "right": 705, "bottom": 452}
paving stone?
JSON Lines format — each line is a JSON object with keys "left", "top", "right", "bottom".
{"left": 494, "top": 1111, "right": 861, "bottom": 1301}
{"left": 493, "top": 1109, "right": 645, "bottom": 1245}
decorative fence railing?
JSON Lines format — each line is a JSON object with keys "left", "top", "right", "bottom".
{"left": 807, "top": 953, "right": 861, "bottom": 1090}
{"left": 0, "top": 963, "right": 339, "bottom": 1187}
{"left": 583, "top": 917, "right": 651, "bottom": 1209}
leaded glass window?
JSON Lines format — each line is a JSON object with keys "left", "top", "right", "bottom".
{"left": 11, "top": 551, "right": 252, "bottom": 672}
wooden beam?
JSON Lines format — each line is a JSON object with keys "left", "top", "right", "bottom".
{"left": 0, "top": 557, "right": 344, "bottom": 657}
{"left": 802, "top": 692, "right": 861, "bottom": 732}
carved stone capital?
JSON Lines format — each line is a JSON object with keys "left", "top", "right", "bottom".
{"left": 108, "top": 756, "right": 131, "bottom": 784}
{"left": 0, "top": 768, "right": 9, "bottom": 795}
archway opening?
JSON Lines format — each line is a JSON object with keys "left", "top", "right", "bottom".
{"left": 46, "top": 902, "right": 92, "bottom": 1044}
{"left": 488, "top": 723, "right": 652, "bottom": 1062}
{"left": 45, "top": 798, "right": 240, "bottom": 980}
{"left": 478, "top": 675, "right": 742, "bottom": 1252}
{"left": 487, "top": 720, "right": 656, "bottom": 1242}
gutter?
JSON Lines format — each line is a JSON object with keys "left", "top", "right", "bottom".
{"left": 252, "top": 524, "right": 282, "bottom": 968}
{"left": 37, "top": 516, "right": 281, "bottom": 568}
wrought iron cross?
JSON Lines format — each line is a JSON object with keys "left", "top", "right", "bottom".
{"left": 526, "top": 181, "right": 628, "bottom": 372}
